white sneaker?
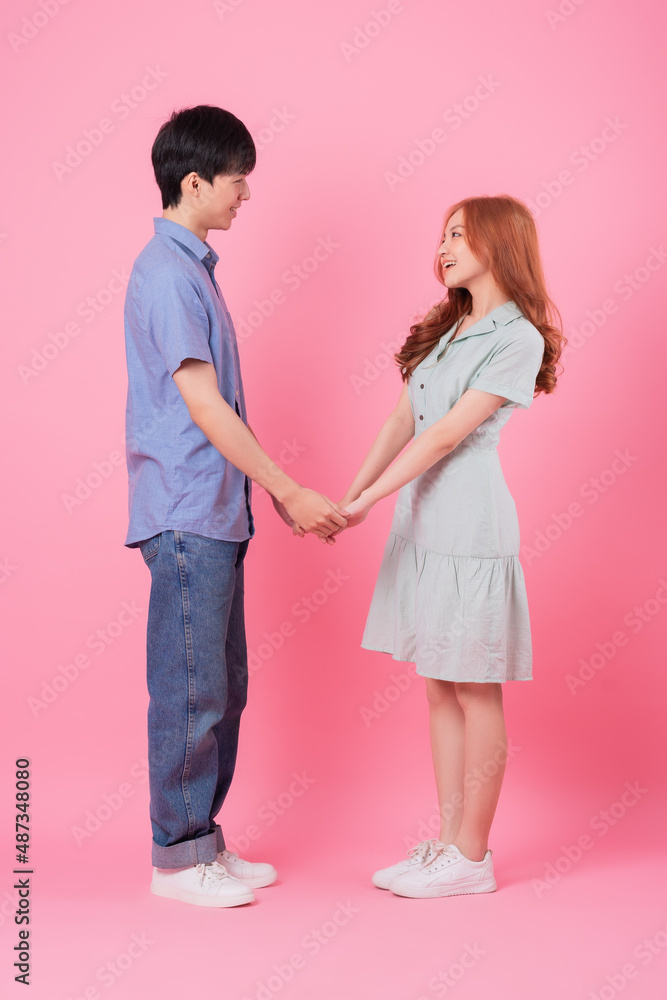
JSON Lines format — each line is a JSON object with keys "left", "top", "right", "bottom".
{"left": 217, "top": 850, "right": 278, "bottom": 888}
{"left": 372, "top": 839, "right": 446, "bottom": 890}
{"left": 389, "top": 843, "right": 496, "bottom": 897}
{"left": 151, "top": 861, "right": 255, "bottom": 907}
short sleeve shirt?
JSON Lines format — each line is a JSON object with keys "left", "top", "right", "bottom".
{"left": 409, "top": 300, "right": 545, "bottom": 449}
{"left": 123, "top": 218, "right": 254, "bottom": 547}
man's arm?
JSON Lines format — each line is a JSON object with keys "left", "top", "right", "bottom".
{"left": 172, "top": 359, "right": 347, "bottom": 537}
{"left": 246, "top": 422, "right": 305, "bottom": 538}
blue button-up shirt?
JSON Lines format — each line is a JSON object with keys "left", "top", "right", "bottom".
{"left": 124, "top": 218, "right": 254, "bottom": 547}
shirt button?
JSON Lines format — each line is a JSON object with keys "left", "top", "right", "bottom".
{"left": 205, "top": 252, "right": 211, "bottom": 258}
{"left": 419, "top": 415, "right": 424, "bottom": 420}
{"left": 420, "top": 384, "right": 424, "bottom": 389}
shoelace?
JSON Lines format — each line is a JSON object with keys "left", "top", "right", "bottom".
{"left": 422, "top": 843, "right": 459, "bottom": 869}
{"left": 195, "top": 861, "right": 234, "bottom": 886}
{"left": 408, "top": 839, "right": 439, "bottom": 862}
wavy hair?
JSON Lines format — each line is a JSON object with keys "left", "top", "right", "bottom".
{"left": 395, "top": 195, "right": 565, "bottom": 394}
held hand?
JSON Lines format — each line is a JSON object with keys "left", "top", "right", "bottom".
{"left": 337, "top": 493, "right": 372, "bottom": 529}
{"left": 282, "top": 487, "right": 348, "bottom": 542}
{"left": 271, "top": 495, "right": 304, "bottom": 537}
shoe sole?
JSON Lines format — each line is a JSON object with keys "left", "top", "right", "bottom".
{"left": 391, "top": 878, "right": 497, "bottom": 898}
{"left": 151, "top": 883, "right": 255, "bottom": 907}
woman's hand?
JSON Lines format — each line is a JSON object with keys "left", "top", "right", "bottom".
{"left": 335, "top": 492, "right": 374, "bottom": 531}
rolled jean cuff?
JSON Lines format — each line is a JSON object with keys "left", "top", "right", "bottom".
{"left": 152, "top": 830, "right": 219, "bottom": 868}
{"left": 214, "top": 823, "right": 226, "bottom": 852}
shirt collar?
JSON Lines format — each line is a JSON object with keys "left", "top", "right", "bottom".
{"left": 153, "top": 217, "right": 219, "bottom": 266}
{"left": 436, "top": 300, "right": 522, "bottom": 357}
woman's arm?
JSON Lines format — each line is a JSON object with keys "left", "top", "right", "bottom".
{"left": 339, "top": 384, "right": 416, "bottom": 506}
{"left": 343, "top": 388, "right": 506, "bottom": 524}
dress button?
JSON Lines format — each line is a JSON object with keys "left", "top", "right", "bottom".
{"left": 419, "top": 415, "right": 424, "bottom": 420}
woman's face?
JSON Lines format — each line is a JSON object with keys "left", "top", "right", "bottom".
{"left": 438, "top": 209, "right": 488, "bottom": 289}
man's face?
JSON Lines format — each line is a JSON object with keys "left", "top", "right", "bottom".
{"left": 198, "top": 173, "right": 251, "bottom": 230}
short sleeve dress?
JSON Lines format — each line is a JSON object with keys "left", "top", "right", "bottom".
{"left": 360, "top": 300, "right": 545, "bottom": 683}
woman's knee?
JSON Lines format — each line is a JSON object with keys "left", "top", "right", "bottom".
{"left": 425, "top": 677, "right": 457, "bottom": 707}
{"left": 454, "top": 681, "right": 503, "bottom": 710}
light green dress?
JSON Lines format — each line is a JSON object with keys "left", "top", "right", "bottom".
{"left": 361, "top": 301, "right": 545, "bottom": 683}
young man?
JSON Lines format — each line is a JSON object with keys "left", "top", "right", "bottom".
{"left": 124, "top": 105, "right": 347, "bottom": 908}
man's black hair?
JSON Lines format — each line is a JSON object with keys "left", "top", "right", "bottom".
{"left": 152, "top": 105, "right": 256, "bottom": 209}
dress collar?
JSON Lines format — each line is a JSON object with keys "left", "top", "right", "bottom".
{"left": 435, "top": 300, "right": 522, "bottom": 359}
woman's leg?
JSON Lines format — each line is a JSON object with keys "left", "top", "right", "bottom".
{"left": 451, "top": 681, "right": 507, "bottom": 862}
{"left": 424, "top": 678, "right": 466, "bottom": 845}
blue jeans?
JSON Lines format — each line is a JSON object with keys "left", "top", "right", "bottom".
{"left": 138, "top": 530, "right": 249, "bottom": 867}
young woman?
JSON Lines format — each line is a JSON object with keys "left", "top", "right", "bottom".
{"left": 339, "top": 195, "right": 564, "bottom": 898}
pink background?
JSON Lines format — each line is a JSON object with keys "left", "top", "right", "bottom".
{"left": 2, "top": 0, "right": 666, "bottom": 997}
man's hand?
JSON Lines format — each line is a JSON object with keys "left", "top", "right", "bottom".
{"left": 281, "top": 486, "right": 348, "bottom": 543}
{"left": 271, "top": 495, "right": 304, "bottom": 537}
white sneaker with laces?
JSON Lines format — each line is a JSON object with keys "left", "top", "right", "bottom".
{"left": 216, "top": 850, "right": 278, "bottom": 888}
{"left": 389, "top": 843, "right": 496, "bottom": 897}
{"left": 151, "top": 861, "right": 255, "bottom": 907}
{"left": 372, "top": 839, "right": 446, "bottom": 890}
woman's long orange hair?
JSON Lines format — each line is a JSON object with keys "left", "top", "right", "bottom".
{"left": 396, "top": 195, "right": 565, "bottom": 394}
